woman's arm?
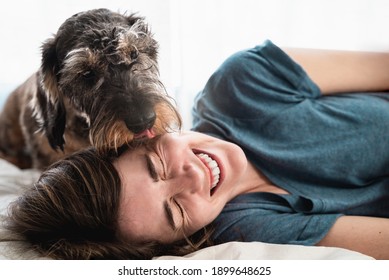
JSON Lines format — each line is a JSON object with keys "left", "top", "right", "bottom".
{"left": 284, "top": 48, "right": 389, "bottom": 94}
{"left": 316, "top": 215, "right": 389, "bottom": 259}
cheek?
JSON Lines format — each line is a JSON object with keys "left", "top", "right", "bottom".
{"left": 184, "top": 198, "right": 222, "bottom": 233}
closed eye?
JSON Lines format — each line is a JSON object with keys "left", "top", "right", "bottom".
{"left": 164, "top": 201, "right": 176, "bottom": 230}
{"left": 145, "top": 154, "right": 159, "bottom": 182}
{"left": 163, "top": 199, "right": 185, "bottom": 232}
{"left": 173, "top": 199, "right": 185, "bottom": 230}
{"left": 174, "top": 199, "right": 184, "bottom": 220}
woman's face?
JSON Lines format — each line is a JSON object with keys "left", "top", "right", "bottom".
{"left": 114, "top": 131, "right": 249, "bottom": 244}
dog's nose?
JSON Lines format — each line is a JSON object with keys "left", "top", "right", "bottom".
{"left": 125, "top": 111, "right": 156, "bottom": 134}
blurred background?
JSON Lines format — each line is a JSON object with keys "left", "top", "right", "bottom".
{"left": 1, "top": 0, "right": 388, "bottom": 128}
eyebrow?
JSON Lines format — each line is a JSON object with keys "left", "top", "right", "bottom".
{"left": 145, "top": 154, "right": 159, "bottom": 182}
{"left": 164, "top": 201, "right": 177, "bottom": 231}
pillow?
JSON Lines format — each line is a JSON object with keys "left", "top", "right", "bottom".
{"left": 155, "top": 241, "right": 373, "bottom": 260}
{"left": 0, "top": 159, "right": 47, "bottom": 259}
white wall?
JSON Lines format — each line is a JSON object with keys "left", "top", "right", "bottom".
{"left": 1, "top": 0, "right": 388, "bottom": 127}
{"left": 0, "top": 0, "right": 174, "bottom": 85}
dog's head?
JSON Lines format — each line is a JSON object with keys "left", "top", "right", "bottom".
{"left": 34, "top": 8, "right": 180, "bottom": 152}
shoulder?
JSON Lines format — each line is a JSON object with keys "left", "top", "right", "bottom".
{"left": 215, "top": 40, "right": 288, "bottom": 78}
{"left": 200, "top": 40, "right": 320, "bottom": 104}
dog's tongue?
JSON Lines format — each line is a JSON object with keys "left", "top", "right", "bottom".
{"left": 134, "top": 129, "right": 156, "bottom": 139}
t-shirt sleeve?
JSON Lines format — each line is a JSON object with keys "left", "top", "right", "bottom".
{"left": 212, "top": 195, "right": 341, "bottom": 246}
{"left": 192, "top": 40, "right": 321, "bottom": 133}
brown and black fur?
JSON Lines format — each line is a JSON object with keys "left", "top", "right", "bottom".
{"left": 0, "top": 8, "right": 181, "bottom": 169}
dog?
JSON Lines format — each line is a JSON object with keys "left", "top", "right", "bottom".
{"left": 0, "top": 8, "right": 181, "bottom": 170}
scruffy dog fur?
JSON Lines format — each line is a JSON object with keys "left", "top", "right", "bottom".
{"left": 0, "top": 8, "right": 180, "bottom": 169}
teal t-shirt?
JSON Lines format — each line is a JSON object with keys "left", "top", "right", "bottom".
{"left": 192, "top": 40, "right": 389, "bottom": 245}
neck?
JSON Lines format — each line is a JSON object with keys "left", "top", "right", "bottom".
{"left": 241, "top": 161, "right": 289, "bottom": 195}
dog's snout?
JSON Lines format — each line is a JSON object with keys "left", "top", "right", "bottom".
{"left": 126, "top": 110, "right": 156, "bottom": 134}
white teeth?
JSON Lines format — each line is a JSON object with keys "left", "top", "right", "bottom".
{"left": 197, "top": 153, "right": 220, "bottom": 189}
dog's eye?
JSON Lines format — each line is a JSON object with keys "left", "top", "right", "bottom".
{"left": 130, "top": 50, "right": 139, "bottom": 60}
{"left": 82, "top": 70, "right": 95, "bottom": 80}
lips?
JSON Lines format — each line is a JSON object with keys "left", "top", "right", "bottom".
{"left": 196, "top": 153, "right": 221, "bottom": 195}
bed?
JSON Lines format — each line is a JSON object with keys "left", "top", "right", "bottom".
{"left": 0, "top": 158, "right": 373, "bottom": 260}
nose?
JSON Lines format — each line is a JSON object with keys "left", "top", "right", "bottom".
{"left": 125, "top": 109, "right": 156, "bottom": 134}
{"left": 182, "top": 163, "right": 199, "bottom": 194}
{"left": 170, "top": 160, "right": 204, "bottom": 196}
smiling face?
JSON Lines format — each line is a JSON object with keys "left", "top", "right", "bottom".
{"left": 113, "top": 131, "right": 254, "bottom": 244}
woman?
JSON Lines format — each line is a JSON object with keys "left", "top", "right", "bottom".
{"left": 5, "top": 40, "right": 389, "bottom": 259}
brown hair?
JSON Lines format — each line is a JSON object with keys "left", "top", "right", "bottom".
{"left": 5, "top": 147, "right": 211, "bottom": 259}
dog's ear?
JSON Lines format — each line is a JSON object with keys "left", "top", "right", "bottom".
{"left": 35, "top": 85, "right": 67, "bottom": 151}
{"left": 37, "top": 38, "right": 67, "bottom": 151}
{"left": 46, "top": 99, "right": 67, "bottom": 151}
{"left": 40, "top": 37, "right": 61, "bottom": 103}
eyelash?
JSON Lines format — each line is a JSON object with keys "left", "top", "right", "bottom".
{"left": 173, "top": 198, "right": 185, "bottom": 228}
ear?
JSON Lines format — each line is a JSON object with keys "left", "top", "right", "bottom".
{"left": 46, "top": 99, "right": 67, "bottom": 151}
{"left": 36, "top": 37, "right": 67, "bottom": 151}
{"left": 35, "top": 84, "right": 66, "bottom": 151}
{"left": 40, "top": 37, "right": 61, "bottom": 104}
